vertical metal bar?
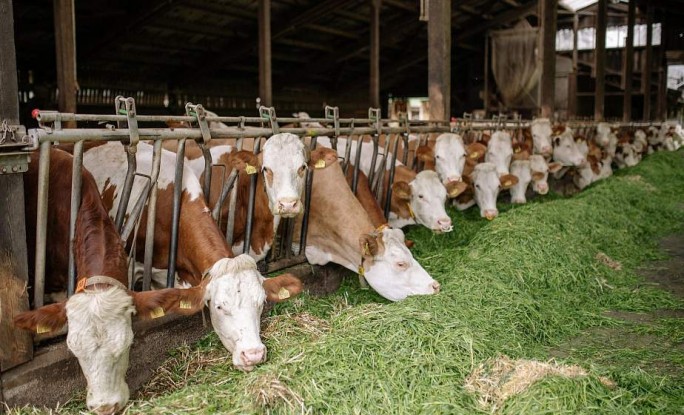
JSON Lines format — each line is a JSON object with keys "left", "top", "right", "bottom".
{"left": 243, "top": 138, "right": 261, "bottom": 255}
{"left": 200, "top": 145, "right": 213, "bottom": 201}
{"left": 367, "top": 135, "right": 379, "bottom": 188}
{"left": 143, "top": 139, "right": 163, "bottom": 291}
{"left": 225, "top": 138, "right": 244, "bottom": 246}
{"left": 351, "top": 135, "right": 364, "bottom": 193}
{"left": 67, "top": 140, "right": 83, "bottom": 297}
{"left": 299, "top": 167, "right": 314, "bottom": 256}
{"left": 34, "top": 141, "right": 52, "bottom": 308}
{"left": 115, "top": 151, "right": 136, "bottom": 232}
{"left": 167, "top": 138, "right": 186, "bottom": 288}
{"left": 384, "top": 133, "right": 401, "bottom": 219}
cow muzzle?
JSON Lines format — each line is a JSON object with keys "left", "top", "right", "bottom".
{"left": 535, "top": 182, "right": 549, "bottom": 194}
{"left": 90, "top": 403, "right": 121, "bottom": 415}
{"left": 276, "top": 198, "right": 301, "bottom": 217}
{"left": 484, "top": 209, "right": 498, "bottom": 221}
{"left": 235, "top": 345, "right": 267, "bottom": 371}
{"left": 434, "top": 217, "right": 453, "bottom": 233}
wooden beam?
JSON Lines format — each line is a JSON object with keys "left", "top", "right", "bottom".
{"left": 623, "top": 0, "right": 635, "bottom": 121}
{"left": 383, "top": 0, "right": 417, "bottom": 12}
{"left": 656, "top": 28, "right": 667, "bottom": 121}
{"left": 568, "top": 12, "right": 579, "bottom": 117}
{"left": 594, "top": 0, "right": 607, "bottom": 121}
{"left": 305, "top": 24, "right": 360, "bottom": 40}
{"left": 454, "top": 0, "right": 537, "bottom": 43}
{"left": 259, "top": 0, "right": 272, "bottom": 106}
{"left": 428, "top": 0, "right": 451, "bottom": 121}
{"left": 539, "top": 0, "right": 557, "bottom": 118}
{"left": 642, "top": 4, "right": 653, "bottom": 120}
{"left": 0, "top": 0, "right": 32, "bottom": 373}
{"left": 370, "top": 0, "right": 381, "bottom": 108}
{"left": 53, "top": 0, "right": 77, "bottom": 127}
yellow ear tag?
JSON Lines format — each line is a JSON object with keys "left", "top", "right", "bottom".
{"left": 363, "top": 243, "right": 371, "bottom": 257}
{"left": 514, "top": 147, "right": 521, "bottom": 153}
{"left": 470, "top": 152, "right": 479, "bottom": 159}
{"left": 179, "top": 300, "right": 192, "bottom": 310}
{"left": 244, "top": 163, "right": 257, "bottom": 175}
{"left": 358, "top": 266, "right": 365, "bottom": 276}
{"left": 36, "top": 324, "right": 51, "bottom": 334}
{"left": 407, "top": 202, "right": 415, "bottom": 219}
{"left": 504, "top": 180, "right": 512, "bottom": 187}
{"left": 150, "top": 307, "right": 165, "bottom": 319}
{"left": 277, "top": 287, "right": 291, "bottom": 300}
{"left": 315, "top": 159, "right": 326, "bottom": 169}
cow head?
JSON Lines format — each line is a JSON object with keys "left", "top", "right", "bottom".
{"left": 202, "top": 255, "right": 302, "bottom": 371}
{"left": 529, "top": 154, "right": 561, "bottom": 195}
{"left": 261, "top": 133, "right": 308, "bottom": 217}
{"left": 552, "top": 129, "right": 586, "bottom": 167}
{"left": 530, "top": 118, "right": 553, "bottom": 156}
{"left": 14, "top": 283, "right": 205, "bottom": 415}
{"left": 391, "top": 170, "right": 452, "bottom": 233}
{"left": 359, "top": 227, "right": 440, "bottom": 301}
{"left": 471, "top": 162, "right": 518, "bottom": 220}
{"left": 615, "top": 142, "right": 640, "bottom": 169}
{"left": 431, "top": 133, "right": 467, "bottom": 184}
{"left": 485, "top": 131, "right": 513, "bottom": 176}
{"left": 509, "top": 160, "right": 532, "bottom": 204}
{"left": 292, "top": 111, "right": 324, "bottom": 128}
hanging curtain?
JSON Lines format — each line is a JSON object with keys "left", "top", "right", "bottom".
{"left": 490, "top": 20, "right": 541, "bottom": 107}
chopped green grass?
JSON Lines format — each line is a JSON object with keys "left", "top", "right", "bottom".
{"left": 14, "top": 151, "right": 684, "bottom": 414}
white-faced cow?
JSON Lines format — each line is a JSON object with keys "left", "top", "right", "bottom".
{"left": 485, "top": 131, "right": 514, "bottom": 177}
{"left": 529, "top": 118, "right": 554, "bottom": 157}
{"left": 81, "top": 141, "right": 302, "bottom": 372}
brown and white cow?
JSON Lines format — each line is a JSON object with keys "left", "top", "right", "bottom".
{"left": 81, "top": 141, "right": 302, "bottom": 372}
{"left": 315, "top": 136, "right": 454, "bottom": 233}
{"left": 529, "top": 118, "right": 554, "bottom": 157}
{"left": 15, "top": 148, "right": 206, "bottom": 415}
{"left": 296, "top": 147, "right": 440, "bottom": 301}
{"left": 414, "top": 132, "right": 484, "bottom": 190}
{"left": 455, "top": 162, "right": 518, "bottom": 220}
{"left": 552, "top": 126, "right": 587, "bottom": 168}
{"left": 485, "top": 131, "right": 514, "bottom": 177}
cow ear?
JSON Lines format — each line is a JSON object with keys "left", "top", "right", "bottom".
{"left": 531, "top": 171, "right": 545, "bottom": 181}
{"left": 309, "top": 147, "right": 337, "bottom": 169}
{"left": 499, "top": 174, "right": 519, "bottom": 189}
{"left": 131, "top": 286, "right": 207, "bottom": 320}
{"left": 391, "top": 181, "right": 412, "bottom": 200}
{"left": 415, "top": 145, "right": 434, "bottom": 163}
{"left": 14, "top": 302, "right": 67, "bottom": 334}
{"left": 262, "top": 273, "right": 303, "bottom": 302}
{"left": 445, "top": 180, "right": 468, "bottom": 198}
{"left": 359, "top": 233, "right": 380, "bottom": 259}
{"left": 229, "top": 150, "right": 260, "bottom": 172}
{"left": 548, "top": 161, "right": 563, "bottom": 173}
{"left": 466, "top": 142, "right": 487, "bottom": 161}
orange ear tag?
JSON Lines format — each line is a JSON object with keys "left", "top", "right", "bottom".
{"left": 245, "top": 164, "right": 257, "bottom": 175}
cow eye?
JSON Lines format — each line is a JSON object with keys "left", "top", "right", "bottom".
{"left": 475, "top": 184, "right": 480, "bottom": 189}
{"left": 298, "top": 164, "right": 307, "bottom": 175}
{"left": 435, "top": 155, "right": 440, "bottom": 159}
{"left": 418, "top": 194, "right": 424, "bottom": 199}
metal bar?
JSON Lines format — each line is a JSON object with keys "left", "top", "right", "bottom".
{"left": 212, "top": 169, "right": 238, "bottom": 221}
{"left": 67, "top": 140, "right": 83, "bottom": 297}
{"left": 384, "top": 134, "right": 400, "bottom": 219}
{"left": 34, "top": 141, "right": 51, "bottom": 308}
{"left": 367, "top": 135, "right": 379, "bottom": 190}
{"left": 299, "top": 167, "right": 314, "bottom": 256}
{"left": 167, "top": 138, "right": 186, "bottom": 287}
{"left": 243, "top": 138, "right": 261, "bottom": 255}
{"left": 200, "top": 145, "right": 213, "bottom": 201}
{"left": 119, "top": 177, "right": 151, "bottom": 244}
{"left": 142, "top": 139, "right": 163, "bottom": 291}
{"left": 115, "top": 150, "right": 136, "bottom": 232}
{"left": 351, "top": 134, "right": 364, "bottom": 193}
{"left": 225, "top": 138, "right": 244, "bottom": 247}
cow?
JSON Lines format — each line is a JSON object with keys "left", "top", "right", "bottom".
{"left": 14, "top": 148, "right": 207, "bottom": 415}
{"left": 295, "top": 147, "right": 441, "bottom": 301}
{"left": 509, "top": 160, "right": 532, "bottom": 204}
{"left": 529, "top": 154, "right": 562, "bottom": 195}
{"left": 552, "top": 126, "right": 587, "bottom": 168}
{"left": 595, "top": 122, "right": 618, "bottom": 158}
{"left": 485, "top": 131, "right": 514, "bottom": 177}
{"left": 414, "top": 132, "right": 484, "bottom": 190}
{"left": 315, "top": 136, "right": 454, "bottom": 233}
{"left": 454, "top": 162, "right": 518, "bottom": 220}
{"left": 529, "top": 118, "right": 554, "bottom": 157}
{"left": 81, "top": 141, "right": 302, "bottom": 373}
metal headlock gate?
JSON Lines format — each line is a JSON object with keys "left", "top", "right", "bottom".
{"left": 23, "top": 97, "right": 454, "bottom": 323}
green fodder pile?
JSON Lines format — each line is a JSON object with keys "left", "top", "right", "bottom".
{"left": 29, "top": 152, "right": 684, "bottom": 414}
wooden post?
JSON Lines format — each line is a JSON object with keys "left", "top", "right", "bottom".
{"left": 258, "top": 0, "right": 272, "bottom": 107}
{"left": 53, "top": 0, "right": 77, "bottom": 127}
{"left": 656, "top": 43, "right": 667, "bottom": 121}
{"left": 428, "top": 0, "right": 451, "bottom": 121}
{"left": 539, "top": 0, "right": 557, "bottom": 118}
{"left": 642, "top": 5, "right": 653, "bottom": 120}
{"left": 0, "top": 0, "right": 33, "bottom": 373}
{"left": 594, "top": 0, "right": 607, "bottom": 121}
{"left": 369, "top": 0, "right": 381, "bottom": 109}
{"left": 568, "top": 13, "right": 579, "bottom": 118}
{"left": 622, "top": 0, "right": 635, "bottom": 122}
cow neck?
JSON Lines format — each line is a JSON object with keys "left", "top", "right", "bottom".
{"left": 73, "top": 158, "right": 129, "bottom": 285}
{"left": 305, "top": 161, "right": 374, "bottom": 270}
{"left": 228, "top": 165, "right": 275, "bottom": 256}
{"left": 344, "top": 168, "right": 386, "bottom": 228}
{"left": 385, "top": 165, "right": 416, "bottom": 220}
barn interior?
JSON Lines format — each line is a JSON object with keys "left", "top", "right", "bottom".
{"left": 12, "top": 0, "right": 684, "bottom": 124}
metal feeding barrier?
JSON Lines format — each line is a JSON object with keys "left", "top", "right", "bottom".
{"left": 25, "top": 97, "right": 453, "bottom": 320}
{"left": 26, "top": 97, "right": 669, "bottom": 318}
